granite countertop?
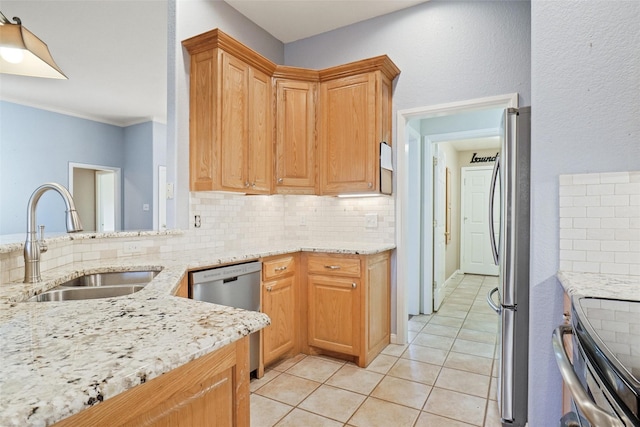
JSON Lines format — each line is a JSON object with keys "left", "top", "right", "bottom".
{"left": 558, "top": 271, "right": 640, "bottom": 301}
{"left": 0, "top": 242, "right": 395, "bottom": 426}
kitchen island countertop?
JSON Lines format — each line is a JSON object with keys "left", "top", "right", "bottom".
{"left": 0, "top": 242, "right": 394, "bottom": 426}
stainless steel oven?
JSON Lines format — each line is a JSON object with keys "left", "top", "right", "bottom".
{"left": 553, "top": 297, "right": 640, "bottom": 427}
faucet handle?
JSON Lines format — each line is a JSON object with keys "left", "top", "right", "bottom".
{"left": 39, "top": 225, "right": 48, "bottom": 253}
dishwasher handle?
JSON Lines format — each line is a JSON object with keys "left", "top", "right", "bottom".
{"left": 552, "top": 325, "right": 624, "bottom": 427}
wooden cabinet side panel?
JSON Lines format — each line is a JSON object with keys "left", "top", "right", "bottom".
{"left": 189, "top": 50, "right": 216, "bottom": 191}
{"left": 248, "top": 67, "right": 273, "bottom": 194}
{"left": 175, "top": 274, "right": 189, "bottom": 298}
{"left": 275, "top": 80, "right": 316, "bottom": 192}
{"left": 220, "top": 52, "right": 249, "bottom": 191}
{"left": 53, "top": 338, "right": 249, "bottom": 427}
{"left": 364, "top": 252, "right": 390, "bottom": 365}
{"left": 319, "top": 74, "right": 376, "bottom": 194}
{"left": 380, "top": 73, "right": 392, "bottom": 146}
{"left": 308, "top": 275, "right": 360, "bottom": 356}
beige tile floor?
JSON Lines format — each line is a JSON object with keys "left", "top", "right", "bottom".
{"left": 250, "top": 274, "right": 501, "bottom": 427}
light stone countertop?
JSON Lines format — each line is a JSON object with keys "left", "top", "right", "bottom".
{"left": 0, "top": 242, "right": 395, "bottom": 427}
{"left": 557, "top": 271, "right": 640, "bottom": 301}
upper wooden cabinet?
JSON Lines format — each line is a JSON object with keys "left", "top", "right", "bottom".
{"left": 318, "top": 58, "right": 398, "bottom": 195}
{"left": 183, "top": 30, "right": 274, "bottom": 194}
{"left": 183, "top": 29, "right": 399, "bottom": 195}
{"left": 273, "top": 72, "right": 318, "bottom": 194}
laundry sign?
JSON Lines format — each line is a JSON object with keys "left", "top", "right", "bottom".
{"left": 470, "top": 152, "right": 499, "bottom": 164}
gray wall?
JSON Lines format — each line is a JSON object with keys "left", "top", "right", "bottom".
{"left": 124, "top": 122, "right": 154, "bottom": 230}
{"left": 285, "top": 1, "right": 531, "bottom": 110}
{"left": 169, "top": 0, "right": 285, "bottom": 229}
{"left": 529, "top": 1, "right": 640, "bottom": 425}
{"left": 0, "top": 101, "right": 125, "bottom": 234}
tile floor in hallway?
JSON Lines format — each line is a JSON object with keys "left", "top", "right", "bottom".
{"left": 250, "top": 273, "right": 501, "bottom": 427}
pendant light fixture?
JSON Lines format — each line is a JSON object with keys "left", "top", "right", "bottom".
{"left": 0, "top": 10, "right": 67, "bottom": 79}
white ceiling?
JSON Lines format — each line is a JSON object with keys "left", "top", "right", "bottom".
{"left": 0, "top": 1, "right": 167, "bottom": 126}
{"left": 447, "top": 136, "right": 501, "bottom": 152}
{"left": 0, "top": 1, "right": 427, "bottom": 126}
{"left": 224, "top": 0, "right": 429, "bottom": 43}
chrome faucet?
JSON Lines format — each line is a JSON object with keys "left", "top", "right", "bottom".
{"left": 24, "top": 183, "right": 83, "bottom": 283}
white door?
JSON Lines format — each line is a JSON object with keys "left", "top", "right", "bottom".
{"left": 460, "top": 166, "right": 499, "bottom": 276}
{"left": 96, "top": 171, "right": 116, "bottom": 232}
{"left": 432, "top": 145, "right": 447, "bottom": 310}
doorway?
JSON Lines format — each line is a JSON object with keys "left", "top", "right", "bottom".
{"left": 69, "top": 162, "right": 122, "bottom": 232}
{"left": 395, "top": 93, "right": 518, "bottom": 345}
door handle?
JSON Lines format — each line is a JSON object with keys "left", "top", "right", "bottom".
{"left": 486, "top": 287, "right": 501, "bottom": 315}
{"left": 488, "top": 154, "right": 500, "bottom": 266}
{"left": 552, "top": 325, "right": 624, "bottom": 427}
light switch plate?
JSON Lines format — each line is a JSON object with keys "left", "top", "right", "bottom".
{"left": 365, "top": 213, "right": 378, "bottom": 229}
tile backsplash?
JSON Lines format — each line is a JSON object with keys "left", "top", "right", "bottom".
{"left": 1, "top": 192, "right": 395, "bottom": 283}
{"left": 559, "top": 171, "right": 640, "bottom": 276}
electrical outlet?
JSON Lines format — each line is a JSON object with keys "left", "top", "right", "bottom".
{"left": 365, "top": 213, "right": 378, "bottom": 229}
{"left": 123, "top": 241, "right": 142, "bottom": 254}
{"left": 194, "top": 215, "right": 201, "bottom": 228}
{"left": 142, "top": 203, "right": 150, "bottom": 211}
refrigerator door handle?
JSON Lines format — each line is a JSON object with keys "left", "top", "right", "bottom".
{"left": 486, "top": 287, "right": 502, "bottom": 314}
{"left": 552, "top": 325, "right": 624, "bottom": 427}
{"left": 488, "top": 154, "right": 500, "bottom": 265}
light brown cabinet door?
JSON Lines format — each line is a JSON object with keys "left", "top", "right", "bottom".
{"left": 220, "top": 52, "right": 249, "bottom": 191}
{"left": 319, "top": 73, "right": 376, "bottom": 195}
{"left": 247, "top": 67, "right": 273, "bottom": 194}
{"left": 263, "top": 276, "right": 296, "bottom": 365}
{"left": 189, "top": 49, "right": 216, "bottom": 191}
{"left": 308, "top": 275, "right": 361, "bottom": 356}
{"left": 275, "top": 79, "right": 316, "bottom": 193}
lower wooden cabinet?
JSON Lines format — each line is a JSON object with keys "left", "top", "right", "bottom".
{"left": 304, "top": 251, "right": 390, "bottom": 367}
{"left": 261, "top": 255, "right": 299, "bottom": 368}
{"left": 53, "top": 336, "right": 250, "bottom": 427}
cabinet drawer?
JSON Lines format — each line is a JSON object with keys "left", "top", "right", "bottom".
{"left": 307, "top": 255, "right": 361, "bottom": 277}
{"left": 263, "top": 256, "right": 296, "bottom": 280}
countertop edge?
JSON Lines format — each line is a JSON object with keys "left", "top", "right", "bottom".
{"left": 557, "top": 271, "right": 640, "bottom": 301}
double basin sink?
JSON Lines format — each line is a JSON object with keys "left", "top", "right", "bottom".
{"left": 27, "top": 270, "right": 160, "bottom": 302}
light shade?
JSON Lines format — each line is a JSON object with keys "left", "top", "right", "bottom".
{"left": 0, "top": 14, "right": 67, "bottom": 79}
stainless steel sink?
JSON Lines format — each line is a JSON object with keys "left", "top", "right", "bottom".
{"left": 27, "top": 270, "right": 160, "bottom": 302}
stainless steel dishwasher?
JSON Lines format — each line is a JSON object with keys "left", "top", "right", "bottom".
{"left": 189, "top": 261, "right": 262, "bottom": 374}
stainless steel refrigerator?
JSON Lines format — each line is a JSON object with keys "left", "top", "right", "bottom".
{"left": 486, "top": 106, "right": 531, "bottom": 427}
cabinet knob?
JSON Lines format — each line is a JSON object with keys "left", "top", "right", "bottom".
{"left": 245, "top": 182, "right": 250, "bottom": 188}
{"left": 277, "top": 178, "right": 283, "bottom": 184}
{"left": 274, "top": 266, "right": 287, "bottom": 272}
{"left": 368, "top": 182, "right": 373, "bottom": 188}
{"left": 324, "top": 265, "right": 341, "bottom": 270}
{"left": 266, "top": 286, "right": 272, "bottom": 292}
{"left": 252, "top": 181, "right": 256, "bottom": 188}
{"left": 352, "top": 282, "right": 357, "bottom": 289}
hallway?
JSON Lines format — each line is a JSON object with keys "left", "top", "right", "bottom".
{"left": 250, "top": 274, "right": 501, "bottom": 427}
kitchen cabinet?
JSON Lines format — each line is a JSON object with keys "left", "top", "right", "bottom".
{"left": 318, "top": 57, "right": 399, "bottom": 195}
{"left": 183, "top": 30, "right": 274, "bottom": 194}
{"left": 304, "top": 251, "right": 390, "bottom": 367}
{"left": 273, "top": 73, "right": 318, "bottom": 194}
{"left": 53, "top": 336, "right": 250, "bottom": 427}
{"left": 261, "top": 254, "right": 298, "bottom": 367}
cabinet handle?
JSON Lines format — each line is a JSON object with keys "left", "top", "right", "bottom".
{"left": 368, "top": 182, "right": 373, "bottom": 188}
{"left": 266, "top": 286, "right": 272, "bottom": 292}
{"left": 252, "top": 182, "right": 256, "bottom": 188}
{"left": 324, "top": 265, "right": 341, "bottom": 270}
{"left": 244, "top": 181, "right": 250, "bottom": 188}
{"left": 352, "top": 282, "right": 357, "bottom": 288}
{"left": 274, "top": 266, "right": 287, "bottom": 272}
{"left": 277, "top": 178, "right": 283, "bottom": 184}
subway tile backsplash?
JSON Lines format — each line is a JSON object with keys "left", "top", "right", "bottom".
{"left": 559, "top": 171, "right": 640, "bottom": 276}
{"left": 0, "top": 192, "right": 395, "bottom": 283}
